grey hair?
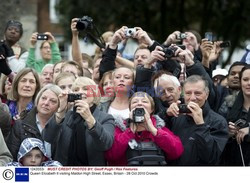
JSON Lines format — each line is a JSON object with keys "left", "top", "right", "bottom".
{"left": 183, "top": 75, "right": 209, "bottom": 94}
{"left": 154, "top": 74, "right": 181, "bottom": 90}
{"left": 41, "top": 64, "right": 54, "bottom": 73}
{"left": 35, "top": 84, "right": 62, "bottom": 106}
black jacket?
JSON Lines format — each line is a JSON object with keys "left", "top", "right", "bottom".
{"left": 42, "top": 107, "right": 115, "bottom": 166}
{"left": 168, "top": 102, "right": 228, "bottom": 165}
{"left": 6, "top": 107, "right": 42, "bottom": 161}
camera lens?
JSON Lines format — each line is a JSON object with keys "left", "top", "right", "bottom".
{"left": 76, "top": 21, "right": 88, "bottom": 31}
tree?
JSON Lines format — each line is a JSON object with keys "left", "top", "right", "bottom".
{"left": 56, "top": 0, "right": 250, "bottom": 67}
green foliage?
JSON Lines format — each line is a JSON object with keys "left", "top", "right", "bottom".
{"left": 56, "top": 0, "right": 250, "bottom": 66}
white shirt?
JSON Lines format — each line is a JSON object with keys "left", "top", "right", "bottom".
{"left": 108, "top": 106, "right": 130, "bottom": 121}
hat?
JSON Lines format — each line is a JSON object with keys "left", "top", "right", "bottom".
{"left": 5, "top": 20, "right": 23, "bottom": 36}
{"left": 212, "top": 68, "right": 228, "bottom": 78}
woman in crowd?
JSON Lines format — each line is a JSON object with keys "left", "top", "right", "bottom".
{"left": 7, "top": 68, "right": 40, "bottom": 124}
{"left": 52, "top": 60, "right": 66, "bottom": 82}
{"left": 54, "top": 72, "right": 76, "bottom": 93}
{"left": 98, "top": 71, "right": 114, "bottom": 103}
{"left": 0, "top": 75, "right": 12, "bottom": 103}
{"left": 105, "top": 91, "right": 184, "bottom": 166}
{"left": 221, "top": 65, "right": 250, "bottom": 166}
{"left": 26, "top": 32, "right": 61, "bottom": 73}
{"left": 7, "top": 84, "right": 62, "bottom": 161}
{"left": 43, "top": 77, "right": 115, "bottom": 166}
{"left": 98, "top": 66, "right": 134, "bottom": 122}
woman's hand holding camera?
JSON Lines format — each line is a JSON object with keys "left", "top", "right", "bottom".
{"left": 129, "top": 107, "right": 157, "bottom": 136}
{"left": 228, "top": 121, "right": 249, "bottom": 144}
{"left": 30, "top": 32, "right": 38, "bottom": 48}
{"left": 55, "top": 91, "right": 68, "bottom": 123}
{"left": 236, "top": 127, "right": 249, "bottom": 144}
{"left": 75, "top": 100, "right": 96, "bottom": 129}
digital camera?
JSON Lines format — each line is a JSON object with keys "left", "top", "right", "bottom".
{"left": 67, "top": 93, "right": 82, "bottom": 102}
{"left": 37, "top": 34, "right": 49, "bottom": 40}
{"left": 178, "top": 104, "right": 191, "bottom": 113}
{"left": 234, "top": 119, "right": 249, "bottom": 129}
{"left": 163, "top": 45, "right": 186, "bottom": 58}
{"left": 176, "top": 33, "right": 187, "bottom": 40}
{"left": 133, "top": 108, "right": 145, "bottom": 123}
{"left": 205, "top": 32, "right": 213, "bottom": 42}
{"left": 125, "top": 28, "right": 136, "bottom": 37}
{"left": 76, "top": 16, "right": 93, "bottom": 31}
{"left": 219, "top": 41, "right": 231, "bottom": 48}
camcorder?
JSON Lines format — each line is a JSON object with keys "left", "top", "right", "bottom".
{"left": 76, "top": 16, "right": 94, "bottom": 31}
{"left": 234, "top": 119, "right": 249, "bottom": 129}
{"left": 163, "top": 45, "right": 186, "bottom": 58}
{"left": 125, "top": 28, "right": 136, "bottom": 37}
{"left": 178, "top": 104, "right": 191, "bottom": 113}
{"left": 37, "top": 34, "right": 48, "bottom": 40}
{"left": 133, "top": 108, "right": 145, "bottom": 123}
{"left": 176, "top": 33, "right": 187, "bottom": 40}
{"left": 67, "top": 93, "right": 82, "bottom": 102}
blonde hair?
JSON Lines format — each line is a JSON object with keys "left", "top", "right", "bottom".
{"left": 72, "top": 77, "right": 101, "bottom": 105}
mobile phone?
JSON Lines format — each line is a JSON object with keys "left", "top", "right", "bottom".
{"left": 37, "top": 34, "right": 49, "bottom": 40}
{"left": 220, "top": 41, "right": 231, "bottom": 48}
{"left": 205, "top": 32, "right": 213, "bottom": 42}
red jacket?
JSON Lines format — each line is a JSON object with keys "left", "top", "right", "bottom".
{"left": 105, "top": 115, "right": 184, "bottom": 166}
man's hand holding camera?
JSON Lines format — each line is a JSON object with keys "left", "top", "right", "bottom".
{"left": 167, "top": 101, "right": 204, "bottom": 125}
{"left": 174, "top": 46, "right": 194, "bottom": 66}
{"left": 133, "top": 27, "right": 153, "bottom": 46}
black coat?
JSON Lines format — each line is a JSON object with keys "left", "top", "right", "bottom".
{"left": 42, "top": 107, "right": 115, "bottom": 166}
{"left": 168, "top": 102, "right": 229, "bottom": 165}
{"left": 6, "top": 107, "right": 42, "bottom": 161}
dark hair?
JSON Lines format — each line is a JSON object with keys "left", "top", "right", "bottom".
{"left": 228, "top": 61, "right": 247, "bottom": 75}
{"left": 239, "top": 65, "right": 250, "bottom": 81}
{"left": 186, "top": 30, "right": 202, "bottom": 44}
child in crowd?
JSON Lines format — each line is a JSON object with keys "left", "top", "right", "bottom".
{"left": 7, "top": 138, "right": 61, "bottom": 166}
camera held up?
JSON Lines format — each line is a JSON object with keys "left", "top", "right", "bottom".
{"left": 125, "top": 28, "right": 136, "bottom": 37}
{"left": 133, "top": 108, "right": 145, "bottom": 123}
{"left": 163, "top": 45, "right": 186, "bottom": 58}
{"left": 176, "top": 33, "right": 187, "bottom": 40}
{"left": 67, "top": 93, "right": 82, "bottom": 102}
{"left": 76, "top": 16, "right": 94, "bottom": 31}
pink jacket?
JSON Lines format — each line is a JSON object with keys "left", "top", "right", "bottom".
{"left": 105, "top": 115, "right": 184, "bottom": 166}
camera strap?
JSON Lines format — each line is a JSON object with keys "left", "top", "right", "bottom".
{"left": 238, "top": 144, "right": 245, "bottom": 166}
{"left": 85, "top": 24, "right": 106, "bottom": 49}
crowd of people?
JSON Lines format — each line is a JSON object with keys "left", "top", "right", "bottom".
{"left": 0, "top": 18, "right": 250, "bottom": 167}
